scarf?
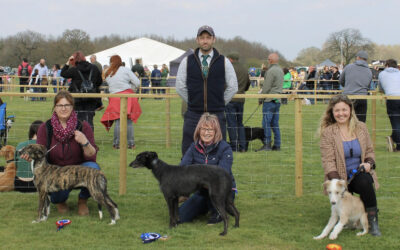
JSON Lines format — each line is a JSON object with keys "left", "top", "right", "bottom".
{"left": 51, "top": 111, "right": 78, "bottom": 143}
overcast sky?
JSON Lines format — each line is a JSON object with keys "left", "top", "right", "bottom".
{"left": 1, "top": 0, "right": 399, "bottom": 60}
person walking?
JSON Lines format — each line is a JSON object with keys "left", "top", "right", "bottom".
{"left": 17, "top": 58, "right": 32, "bottom": 94}
{"left": 378, "top": 59, "right": 400, "bottom": 152}
{"left": 176, "top": 25, "right": 238, "bottom": 156}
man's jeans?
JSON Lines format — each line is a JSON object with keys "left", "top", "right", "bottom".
{"left": 387, "top": 100, "right": 400, "bottom": 150}
{"left": 50, "top": 162, "right": 100, "bottom": 204}
{"left": 262, "top": 101, "right": 281, "bottom": 147}
{"left": 225, "top": 102, "right": 246, "bottom": 151}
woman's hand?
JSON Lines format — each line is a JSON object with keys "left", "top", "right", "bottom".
{"left": 66, "top": 56, "right": 74, "bottom": 66}
{"left": 20, "top": 153, "right": 32, "bottom": 162}
{"left": 359, "top": 162, "right": 371, "bottom": 173}
{"left": 74, "top": 130, "right": 89, "bottom": 146}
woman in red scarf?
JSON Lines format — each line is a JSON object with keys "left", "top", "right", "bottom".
{"left": 100, "top": 55, "right": 142, "bottom": 149}
{"left": 24, "top": 90, "right": 99, "bottom": 216}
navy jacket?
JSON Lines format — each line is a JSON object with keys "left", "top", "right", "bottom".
{"left": 180, "top": 140, "right": 236, "bottom": 189}
{"left": 186, "top": 48, "right": 226, "bottom": 113}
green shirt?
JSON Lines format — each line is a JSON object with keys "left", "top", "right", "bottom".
{"left": 15, "top": 139, "right": 36, "bottom": 178}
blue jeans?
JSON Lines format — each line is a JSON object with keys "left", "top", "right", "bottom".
{"left": 387, "top": 100, "right": 400, "bottom": 150}
{"left": 113, "top": 119, "right": 135, "bottom": 147}
{"left": 179, "top": 189, "right": 235, "bottom": 223}
{"left": 50, "top": 162, "right": 101, "bottom": 204}
{"left": 225, "top": 102, "right": 246, "bottom": 151}
{"left": 262, "top": 101, "right": 281, "bottom": 147}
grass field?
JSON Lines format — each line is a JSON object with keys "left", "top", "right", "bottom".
{"left": 0, "top": 92, "right": 399, "bottom": 250}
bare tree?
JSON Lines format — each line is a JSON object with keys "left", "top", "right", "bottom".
{"left": 322, "top": 28, "right": 374, "bottom": 65}
{"left": 294, "top": 47, "right": 324, "bottom": 66}
{"left": 59, "top": 29, "right": 93, "bottom": 58}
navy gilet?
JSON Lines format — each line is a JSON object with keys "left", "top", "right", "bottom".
{"left": 186, "top": 48, "right": 226, "bottom": 113}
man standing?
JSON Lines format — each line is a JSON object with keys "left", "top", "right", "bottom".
{"left": 32, "top": 58, "right": 49, "bottom": 78}
{"left": 339, "top": 51, "right": 372, "bottom": 122}
{"left": 257, "top": 53, "right": 283, "bottom": 151}
{"left": 17, "top": 58, "right": 32, "bottom": 94}
{"left": 378, "top": 59, "right": 400, "bottom": 152}
{"left": 131, "top": 59, "right": 144, "bottom": 78}
{"left": 151, "top": 65, "right": 162, "bottom": 94}
{"left": 225, "top": 52, "right": 250, "bottom": 152}
{"left": 176, "top": 25, "right": 238, "bottom": 156}
{"left": 90, "top": 55, "right": 102, "bottom": 75}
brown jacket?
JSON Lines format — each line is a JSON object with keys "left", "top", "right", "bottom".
{"left": 320, "top": 121, "right": 379, "bottom": 189}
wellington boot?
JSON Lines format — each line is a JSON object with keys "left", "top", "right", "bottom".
{"left": 78, "top": 198, "right": 89, "bottom": 216}
{"left": 367, "top": 207, "right": 382, "bottom": 236}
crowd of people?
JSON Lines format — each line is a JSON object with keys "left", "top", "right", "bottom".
{"left": 3, "top": 25, "right": 400, "bottom": 238}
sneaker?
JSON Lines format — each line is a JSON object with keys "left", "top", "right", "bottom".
{"left": 128, "top": 145, "right": 136, "bottom": 150}
{"left": 207, "top": 214, "right": 222, "bottom": 225}
{"left": 113, "top": 145, "right": 120, "bottom": 149}
{"left": 387, "top": 136, "right": 394, "bottom": 152}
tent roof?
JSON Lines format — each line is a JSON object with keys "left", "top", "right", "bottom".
{"left": 317, "top": 59, "right": 337, "bottom": 67}
{"left": 87, "top": 37, "right": 185, "bottom": 69}
{"left": 170, "top": 48, "right": 194, "bottom": 64}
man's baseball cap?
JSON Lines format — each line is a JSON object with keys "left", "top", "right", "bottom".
{"left": 356, "top": 50, "right": 368, "bottom": 60}
{"left": 197, "top": 25, "right": 215, "bottom": 37}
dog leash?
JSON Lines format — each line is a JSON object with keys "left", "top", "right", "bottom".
{"left": 243, "top": 104, "right": 261, "bottom": 126}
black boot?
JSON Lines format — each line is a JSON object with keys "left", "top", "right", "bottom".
{"left": 366, "top": 207, "right": 381, "bottom": 236}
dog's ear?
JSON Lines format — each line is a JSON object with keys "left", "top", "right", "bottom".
{"left": 337, "top": 179, "right": 347, "bottom": 191}
{"left": 149, "top": 152, "right": 158, "bottom": 159}
{"left": 323, "top": 180, "right": 330, "bottom": 195}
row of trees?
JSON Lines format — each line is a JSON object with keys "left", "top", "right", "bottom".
{"left": 294, "top": 28, "right": 400, "bottom": 66}
{"left": 1, "top": 28, "right": 398, "bottom": 70}
{"left": 0, "top": 29, "right": 283, "bottom": 69}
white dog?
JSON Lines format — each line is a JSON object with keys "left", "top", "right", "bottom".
{"left": 314, "top": 179, "right": 368, "bottom": 240}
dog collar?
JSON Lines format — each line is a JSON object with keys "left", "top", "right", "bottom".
{"left": 6, "top": 159, "right": 14, "bottom": 164}
{"left": 151, "top": 159, "right": 158, "bottom": 166}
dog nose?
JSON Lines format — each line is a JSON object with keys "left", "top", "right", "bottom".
{"left": 331, "top": 202, "right": 336, "bottom": 205}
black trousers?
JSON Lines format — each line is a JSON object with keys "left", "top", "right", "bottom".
{"left": 353, "top": 99, "right": 367, "bottom": 123}
{"left": 77, "top": 110, "right": 95, "bottom": 131}
{"left": 348, "top": 172, "right": 377, "bottom": 209}
{"left": 181, "top": 110, "right": 226, "bottom": 156}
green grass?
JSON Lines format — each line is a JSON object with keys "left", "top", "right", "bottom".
{"left": 0, "top": 93, "right": 399, "bottom": 250}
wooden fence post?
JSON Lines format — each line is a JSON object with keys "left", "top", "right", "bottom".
{"left": 295, "top": 97, "right": 303, "bottom": 197}
{"left": 165, "top": 88, "right": 171, "bottom": 148}
{"left": 119, "top": 97, "right": 128, "bottom": 195}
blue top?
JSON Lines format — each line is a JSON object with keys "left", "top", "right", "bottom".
{"left": 343, "top": 139, "right": 361, "bottom": 177}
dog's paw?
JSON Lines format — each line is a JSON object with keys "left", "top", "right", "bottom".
{"left": 328, "top": 233, "right": 338, "bottom": 240}
{"left": 356, "top": 231, "right": 367, "bottom": 236}
{"left": 32, "top": 220, "right": 39, "bottom": 224}
{"left": 108, "top": 220, "right": 116, "bottom": 225}
{"left": 313, "top": 235, "right": 324, "bottom": 240}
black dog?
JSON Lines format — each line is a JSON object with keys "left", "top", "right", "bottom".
{"left": 244, "top": 126, "right": 265, "bottom": 151}
{"left": 129, "top": 151, "right": 240, "bottom": 236}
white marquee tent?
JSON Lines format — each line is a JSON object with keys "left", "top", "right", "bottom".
{"left": 87, "top": 37, "right": 185, "bottom": 70}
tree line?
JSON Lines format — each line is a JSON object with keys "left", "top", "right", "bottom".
{"left": 1, "top": 28, "right": 397, "bottom": 70}
{"left": 0, "top": 29, "right": 286, "bottom": 70}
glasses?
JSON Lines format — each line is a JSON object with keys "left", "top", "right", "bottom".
{"left": 55, "top": 104, "right": 73, "bottom": 109}
{"left": 200, "top": 127, "right": 215, "bottom": 133}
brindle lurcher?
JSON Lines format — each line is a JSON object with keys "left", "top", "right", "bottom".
{"left": 19, "top": 144, "right": 119, "bottom": 224}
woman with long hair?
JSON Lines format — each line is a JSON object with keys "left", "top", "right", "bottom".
{"left": 100, "top": 55, "right": 142, "bottom": 149}
{"left": 319, "top": 95, "right": 381, "bottom": 236}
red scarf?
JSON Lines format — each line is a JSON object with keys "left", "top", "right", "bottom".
{"left": 51, "top": 111, "right": 78, "bottom": 143}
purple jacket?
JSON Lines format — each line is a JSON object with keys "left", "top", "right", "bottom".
{"left": 36, "top": 120, "right": 98, "bottom": 166}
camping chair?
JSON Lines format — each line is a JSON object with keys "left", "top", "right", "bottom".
{"left": 0, "top": 101, "right": 15, "bottom": 148}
